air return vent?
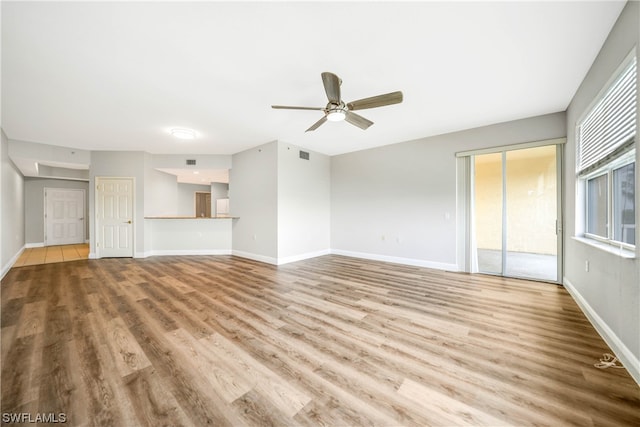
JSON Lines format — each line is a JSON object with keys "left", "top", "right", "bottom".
{"left": 186, "top": 159, "right": 196, "bottom": 166}
{"left": 299, "top": 150, "right": 310, "bottom": 160}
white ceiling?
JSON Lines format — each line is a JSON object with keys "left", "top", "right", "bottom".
{"left": 1, "top": 1, "right": 626, "bottom": 157}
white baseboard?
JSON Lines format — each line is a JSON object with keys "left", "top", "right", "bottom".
{"left": 564, "top": 277, "right": 640, "bottom": 386}
{"left": 1, "top": 245, "right": 25, "bottom": 280}
{"left": 25, "top": 242, "right": 44, "bottom": 248}
{"left": 277, "top": 249, "right": 331, "bottom": 265}
{"left": 146, "top": 249, "right": 232, "bottom": 257}
{"left": 231, "top": 250, "right": 278, "bottom": 265}
{"left": 231, "top": 249, "right": 332, "bottom": 266}
{"left": 89, "top": 246, "right": 458, "bottom": 273}
{"left": 330, "top": 249, "right": 459, "bottom": 272}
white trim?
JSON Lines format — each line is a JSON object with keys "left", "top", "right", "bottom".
{"left": 232, "top": 250, "right": 278, "bottom": 265}
{"left": 25, "top": 242, "right": 44, "bottom": 248}
{"left": 330, "top": 249, "right": 459, "bottom": 272}
{"left": 277, "top": 249, "right": 331, "bottom": 265}
{"left": 455, "top": 156, "right": 470, "bottom": 272}
{"left": 455, "top": 137, "right": 566, "bottom": 158}
{"left": 144, "top": 249, "right": 232, "bottom": 257}
{"left": 563, "top": 277, "right": 640, "bottom": 386}
{"left": 571, "top": 236, "right": 636, "bottom": 259}
{"left": 1, "top": 245, "right": 25, "bottom": 279}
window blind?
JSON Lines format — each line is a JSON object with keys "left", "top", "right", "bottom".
{"left": 578, "top": 57, "right": 636, "bottom": 174}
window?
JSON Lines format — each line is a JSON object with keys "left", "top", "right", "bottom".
{"left": 585, "top": 152, "right": 635, "bottom": 247}
{"left": 578, "top": 54, "right": 636, "bottom": 250}
{"left": 586, "top": 173, "right": 608, "bottom": 238}
{"left": 613, "top": 161, "right": 635, "bottom": 245}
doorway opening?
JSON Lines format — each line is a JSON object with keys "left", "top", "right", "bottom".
{"left": 195, "top": 192, "right": 212, "bottom": 217}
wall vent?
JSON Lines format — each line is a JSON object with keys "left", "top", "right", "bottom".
{"left": 186, "top": 159, "right": 196, "bottom": 166}
{"left": 299, "top": 150, "right": 310, "bottom": 160}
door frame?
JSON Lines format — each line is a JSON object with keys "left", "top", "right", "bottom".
{"left": 456, "top": 138, "right": 565, "bottom": 283}
{"left": 95, "top": 176, "right": 135, "bottom": 259}
{"left": 44, "top": 187, "right": 86, "bottom": 246}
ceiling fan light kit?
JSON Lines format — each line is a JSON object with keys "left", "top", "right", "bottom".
{"left": 326, "top": 109, "right": 346, "bottom": 122}
{"left": 272, "top": 72, "right": 402, "bottom": 132}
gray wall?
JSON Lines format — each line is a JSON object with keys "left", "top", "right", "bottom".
{"left": 89, "top": 151, "right": 146, "bottom": 257}
{"left": 230, "top": 140, "right": 330, "bottom": 264}
{"left": 145, "top": 167, "right": 178, "bottom": 217}
{"left": 1, "top": 129, "right": 25, "bottom": 277}
{"left": 564, "top": 0, "right": 639, "bottom": 381}
{"left": 177, "top": 183, "right": 212, "bottom": 216}
{"left": 331, "top": 112, "right": 566, "bottom": 269}
{"left": 231, "top": 141, "right": 278, "bottom": 262}
{"left": 211, "top": 182, "right": 229, "bottom": 216}
{"left": 145, "top": 156, "right": 231, "bottom": 217}
{"left": 277, "top": 142, "right": 330, "bottom": 261}
{"left": 24, "top": 178, "right": 89, "bottom": 244}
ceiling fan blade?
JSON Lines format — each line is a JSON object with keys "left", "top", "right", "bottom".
{"left": 306, "top": 115, "right": 327, "bottom": 132}
{"left": 271, "top": 105, "right": 324, "bottom": 111}
{"left": 347, "top": 91, "right": 403, "bottom": 111}
{"left": 344, "top": 111, "right": 373, "bottom": 130}
{"left": 321, "top": 72, "right": 341, "bottom": 104}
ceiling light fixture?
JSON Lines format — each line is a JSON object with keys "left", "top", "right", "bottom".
{"left": 326, "top": 109, "right": 346, "bottom": 122}
{"left": 170, "top": 128, "right": 196, "bottom": 139}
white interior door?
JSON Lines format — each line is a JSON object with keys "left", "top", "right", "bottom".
{"left": 96, "top": 177, "right": 134, "bottom": 258}
{"left": 44, "top": 188, "right": 85, "bottom": 246}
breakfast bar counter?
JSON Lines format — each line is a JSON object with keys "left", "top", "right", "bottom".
{"left": 144, "top": 216, "right": 237, "bottom": 256}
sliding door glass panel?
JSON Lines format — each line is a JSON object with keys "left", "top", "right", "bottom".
{"left": 505, "top": 146, "right": 557, "bottom": 282}
{"left": 474, "top": 152, "right": 503, "bottom": 275}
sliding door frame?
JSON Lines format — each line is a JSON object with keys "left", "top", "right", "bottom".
{"left": 456, "top": 138, "right": 565, "bottom": 283}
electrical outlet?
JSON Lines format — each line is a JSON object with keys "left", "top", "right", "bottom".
{"left": 585, "top": 260, "right": 590, "bottom": 272}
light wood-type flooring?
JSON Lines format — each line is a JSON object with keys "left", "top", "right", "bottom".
{"left": 1, "top": 255, "right": 638, "bottom": 426}
{"left": 12, "top": 244, "right": 89, "bottom": 267}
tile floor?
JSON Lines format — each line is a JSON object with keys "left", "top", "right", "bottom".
{"left": 13, "top": 244, "right": 89, "bottom": 267}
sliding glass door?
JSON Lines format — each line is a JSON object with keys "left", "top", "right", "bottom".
{"left": 473, "top": 144, "right": 561, "bottom": 282}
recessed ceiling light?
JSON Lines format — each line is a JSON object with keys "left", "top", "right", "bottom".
{"left": 170, "top": 128, "right": 196, "bottom": 139}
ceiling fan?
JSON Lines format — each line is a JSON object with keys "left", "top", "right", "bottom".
{"left": 272, "top": 72, "right": 403, "bottom": 132}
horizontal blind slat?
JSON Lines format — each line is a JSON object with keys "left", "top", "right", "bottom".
{"left": 578, "top": 58, "right": 636, "bottom": 173}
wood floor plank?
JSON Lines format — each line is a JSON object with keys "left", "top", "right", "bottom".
{"left": 397, "top": 378, "right": 509, "bottom": 426}
{"left": 123, "top": 366, "right": 194, "bottom": 427}
{"left": 71, "top": 314, "right": 130, "bottom": 426}
{"left": 1, "top": 255, "right": 638, "bottom": 426}
{"left": 103, "top": 317, "right": 152, "bottom": 378}
{"left": 166, "top": 328, "right": 254, "bottom": 404}
{"left": 15, "top": 301, "right": 47, "bottom": 338}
